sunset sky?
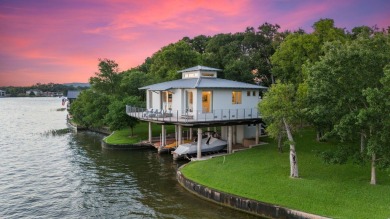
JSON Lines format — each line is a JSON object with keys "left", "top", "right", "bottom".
{"left": 0, "top": 0, "right": 389, "bottom": 86}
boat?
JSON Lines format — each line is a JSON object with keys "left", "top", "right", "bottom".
{"left": 172, "top": 132, "right": 227, "bottom": 160}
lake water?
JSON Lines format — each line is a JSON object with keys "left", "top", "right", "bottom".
{"left": 0, "top": 97, "right": 258, "bottom": 218}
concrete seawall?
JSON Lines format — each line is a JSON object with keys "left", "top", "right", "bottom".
{"left": 176, "top": 167, "right": 330, "bottom": 219}
{"left": 101, "top": 140, "right": 155, "bottom": 150}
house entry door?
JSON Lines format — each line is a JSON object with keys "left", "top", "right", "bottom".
{"left": 186, "top": 91, "right": 193, "bottom": 114}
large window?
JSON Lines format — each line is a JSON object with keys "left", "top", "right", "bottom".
{"left": 162, "top": 91, "right": 173, "bottom": 110}
{"left": 232, "top": 91, "right": 242, "bottom": 104}
{"left": 202, "top": 91, "right": 212, "bottom": 113}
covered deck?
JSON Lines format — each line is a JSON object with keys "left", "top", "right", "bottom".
{"left": 126, "top": 105, "right": 262, "bottom": 125}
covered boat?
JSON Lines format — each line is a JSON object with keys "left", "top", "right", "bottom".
{"left": 172, "top": 132, "right": 227, "bottom": 160}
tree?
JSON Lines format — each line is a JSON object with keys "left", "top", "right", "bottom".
{"left": 305, "top": 32, "right": 390, "bottom": 184}
{"left": 271, "top": 18, "right": 346, "bottom": 85}
{"left": 120, "top": 70, "right": 148, "bottom": 99}
{"left": 89, "top": 59, "right": 123, "bottom": 96}
{"left": 251, "top": 22, "right": 288, "bottom": 85}
{"left": 69, "top": 89, "right": 111, "bottom": 128}
{"left": 202, "top": 23, "right": 284, "bottom": 84}
{"left": 259, "top": 82, "right": 302, "bottom": 177}
{"left": 358, "top": 65, "right": 390, "bottom": 184}
{"left": 148, "top": 40, "right": 201, "bottom": 83}
{"left": 105, "top": 96, "right": 143, "bottom": 135}
{"left": 185, "top": 35, "right": 210, "bottom": 54}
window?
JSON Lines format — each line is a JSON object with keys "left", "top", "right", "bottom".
{"left": 247, "top": 91, "right": 250, "bottom": 96}
{"left": 201, "top": 72, "right": 215, "bottom": 77}
{"left": 232, "top": 91, "right": 242, "bottom": 104}
{"left": 202, "top": 91, "right": 212, "bottom": 113}
{"left": 253, "top": 91, "right": 256, "bottom": 96}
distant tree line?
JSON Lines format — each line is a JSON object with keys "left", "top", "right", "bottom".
{"left": 70, "top": 18, "right": 390, "bottom": 184}
{"left": 0, "top": 83, "right": 88, "bottom": 97}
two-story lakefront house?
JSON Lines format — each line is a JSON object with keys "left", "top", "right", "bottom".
{"left": 126, "top": 66, "right": 267, "bottom": 158}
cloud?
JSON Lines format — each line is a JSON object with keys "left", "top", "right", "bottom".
{"left": 0, "top": 0, "right": 389, "bottom": 86}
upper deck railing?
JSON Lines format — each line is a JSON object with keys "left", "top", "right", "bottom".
{"left": 126, "top": 105, "right": 261, "bottom": 123}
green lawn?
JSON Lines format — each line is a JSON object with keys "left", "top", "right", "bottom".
{"left": 181, "top": 129, "right": 390, "bottom": 218}
{"left": 104, "top": 122, "right": 176, "bottom": 144}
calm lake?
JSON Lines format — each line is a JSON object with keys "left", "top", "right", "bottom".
{"left": 0, "top": 97, "right": 258, "bottom": 218}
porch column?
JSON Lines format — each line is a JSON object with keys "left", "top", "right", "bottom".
{"left": 148, "top": 122, "right": 152, "bottom": 143}
{"left": 255, "top": 123, "right": 259, "bottom": 145}
{"left": 197, "top": 128, "right": 202, "bottom": 159}
{"left": 189, "top": 128, "right": 193, "bottom": 140}
{"left": 228, "top": 126, "right": 233, "bottom": 154}
{"left": 178, "top": 125, "right": 182, "bottom": 145}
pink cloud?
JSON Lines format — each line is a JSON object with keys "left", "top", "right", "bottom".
{"left": 0, "top": 0, "right": 389, "bottom": 86}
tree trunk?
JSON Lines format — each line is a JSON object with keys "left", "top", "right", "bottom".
{"left": 283, "top": 118, "right": 299, "bottom": 178}
{"left": 370, "top": 153, "right": 376, "bottom": 185}
{"left": 360, "top": 131, "right": 365, "bottom": 154}
{"left": 271, "top": 75, "right": 275, "bottom": 84}
{"left": 277, "top": 133, "right": 283, "bottom": 153}
{"left": 316, "top": 130, "right": 320, "bottom": 142}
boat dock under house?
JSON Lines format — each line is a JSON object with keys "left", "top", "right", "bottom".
{"left": 126, "top": 66, "right": 267, "bottom": 159}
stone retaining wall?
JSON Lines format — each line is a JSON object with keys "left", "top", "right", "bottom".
{"left": 176, "top": 167, "right": 330, "bottom": 219}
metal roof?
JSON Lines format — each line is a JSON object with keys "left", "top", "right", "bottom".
{"left": 67, "top": 90, "right": 81, "bottom": 99}
{"left": 177, "top": 65, "right": 222, "bottom": 73}
{"left": 139, "top": 77, "right": 267, "bottom": 91}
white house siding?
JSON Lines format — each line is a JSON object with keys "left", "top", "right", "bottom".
{"left": 212, "top": 89, "right": 260, "bottom": 110}
{"left": 171, "top": 89, "right": 181, "bottom": 112}
{"left": 150, "top": 91, "right": 160, "bottom": 110}
{"left": 193, "top": 89, "right": 260, "bottom": 121}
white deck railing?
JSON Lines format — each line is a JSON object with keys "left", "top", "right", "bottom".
{"left": 126, "top": 105, "right": 261, "bottom": 123}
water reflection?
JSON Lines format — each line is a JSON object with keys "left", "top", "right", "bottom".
{"left": 69, "top": 131, "right": 260, "bottom": 219}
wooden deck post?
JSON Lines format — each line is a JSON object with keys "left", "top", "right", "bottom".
{"left": 228, "top": 126, "right": 233, "bottom": 154}
{"left": 189, "top": 128, "right": 193, "bottom": 140}
{"left": 197, "top": 128, "right": 202, "bottom": 159}
{"left": 148, "top": 122, "right": 152, "bottom": 143}
{"left": 255, "top": 123, "right": 259, "bottom": 145}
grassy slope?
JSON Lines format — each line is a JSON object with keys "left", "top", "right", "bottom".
{"left": 181, "top": 129, "right": 390, "bottom": 218}
{"left": 104, "top": 122, "right": 175, "bottom": 144}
